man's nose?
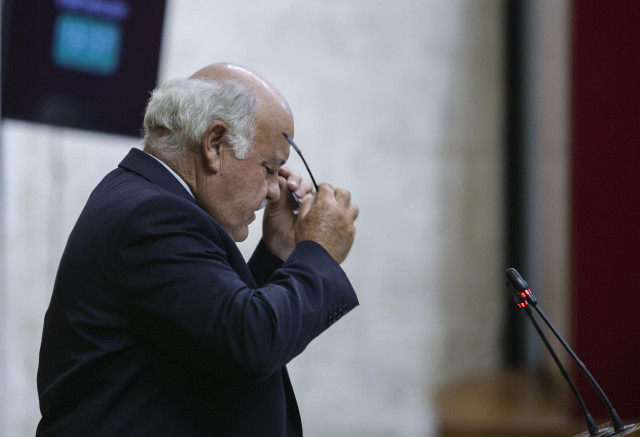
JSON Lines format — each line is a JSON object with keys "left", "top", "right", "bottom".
{"left": 266, "top": 179, "right": 281, "bottom": 202}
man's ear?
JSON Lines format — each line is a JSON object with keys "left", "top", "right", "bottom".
{"left": 201, "top": 122, "right": 228, "bottom": 174}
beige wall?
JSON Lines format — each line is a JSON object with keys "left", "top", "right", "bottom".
{"left": 534, "top": 0, "right": 570, "bottom": 344}
{"left": 0, "top": 1, "right": 505, "bottom": 435}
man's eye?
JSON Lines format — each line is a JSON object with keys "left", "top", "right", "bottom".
{"left": 264, "top": 166, "right": 276, "bottom": 176}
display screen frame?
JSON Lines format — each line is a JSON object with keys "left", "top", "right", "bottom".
{"left": 2, "top": 0, "right": 167, "bottom": 138}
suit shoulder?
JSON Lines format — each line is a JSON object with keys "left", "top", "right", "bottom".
{"left": 72, "top": 167, "right": 223, "bottom": 244}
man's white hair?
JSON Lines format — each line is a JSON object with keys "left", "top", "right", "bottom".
{"left": 142, "top": 77, "right": 258, "bottom": 159}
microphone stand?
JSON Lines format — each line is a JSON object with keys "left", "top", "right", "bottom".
{"left": 505, "top": 281, "right": 608, "bottom": 437}
{"left": 506, "top": 268, "right": 638, "bottom": 436}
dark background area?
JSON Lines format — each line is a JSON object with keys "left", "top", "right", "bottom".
{"left": 570, "top": 0, "right": 640, "bottom": 421}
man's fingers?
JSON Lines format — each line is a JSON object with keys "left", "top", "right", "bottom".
{"left": 278, "top": 166, "right": 300, "bottom": 194}
{"left": 334, "top": 188, "right": 351, "bottom": 205}
{"left": 313, "top": 184, "right": 357, "bottom": 220}
{"left": 286, "top": 172, "right": 301, "bottom": 192}
{"left": 278, "top": 165, "right": 292, "bottom": 179}
{"left": 280, "top": 167, "right": 316, "bottom": 200}
{"left": 294, "top": 183, "right": 358, "bottom": 264}
{"left": 315, "top": 183, "right": 335, "bottom": 202}
{"left": 296, "top": 179, "right": 314, "bottom": 199}
{"left": 275, "top": 175, "right": 289, "bottom": 204}
{"left": 349, "top": 203, "right": 360, "bottom": 221}
{"left": 298, "top": 192, "right": 315, "bottom": 217}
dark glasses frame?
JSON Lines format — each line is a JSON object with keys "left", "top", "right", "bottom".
{"left": 283, "top": 132, "right": 318, "bottom": 190}
{"left": 282, "top": 132, "right": 318, "bottom": 208}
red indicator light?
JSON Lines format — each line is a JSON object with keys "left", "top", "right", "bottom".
{"left": 521, "top": 292, "right": 526, "bottom": 298}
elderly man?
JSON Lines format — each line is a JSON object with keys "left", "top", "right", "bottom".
{"left": 36, "top": 63, "right": 359, "bottom": 436}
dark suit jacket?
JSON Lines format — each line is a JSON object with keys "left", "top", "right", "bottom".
{"left": 36, "top": 148, "right": 358, "bottom": 436}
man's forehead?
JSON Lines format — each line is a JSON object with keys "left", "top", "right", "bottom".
{"left": 253, "top": 137, "right": 290, "bottom": 166}
{"left": 253, "top": 106, "right": 293, "bottom": 146}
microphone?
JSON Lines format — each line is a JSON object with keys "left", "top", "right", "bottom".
{"left": 506, "top": 268, "right": 634, "bottom": 435}
{"left": 505, "top": 280, "right": 609, "bottom": 436}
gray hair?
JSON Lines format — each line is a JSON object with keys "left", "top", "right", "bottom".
{"left": 142, "top": 77, "right": 258, "bottom": 159}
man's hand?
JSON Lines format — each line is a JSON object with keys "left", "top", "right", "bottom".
{"left": 295, "top": 183, "right": 359, "bottom": 264}
{"left": 262, "top": 167, "right": 314, "bottom": 260}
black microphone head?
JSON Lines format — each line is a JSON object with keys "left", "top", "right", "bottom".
{"left": 506, "top": 267, "right": 529, "bottom": 293}
{"left": 505, "top": 280, "right": 519, "bottom": 304}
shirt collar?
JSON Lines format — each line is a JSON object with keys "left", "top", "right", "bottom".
{"left": 145, "top": 152, "right": 195, "bottom": 199}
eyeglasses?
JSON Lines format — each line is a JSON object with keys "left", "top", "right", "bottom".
{"left": 283, "top": 132, "right": 318, "bottom": 190}
{"left": 282, "top": 132, "right": 318, "bottom": 208}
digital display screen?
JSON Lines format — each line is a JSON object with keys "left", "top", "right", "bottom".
{"left": 2, "top": 0, "right": 166, "bottom": 137}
